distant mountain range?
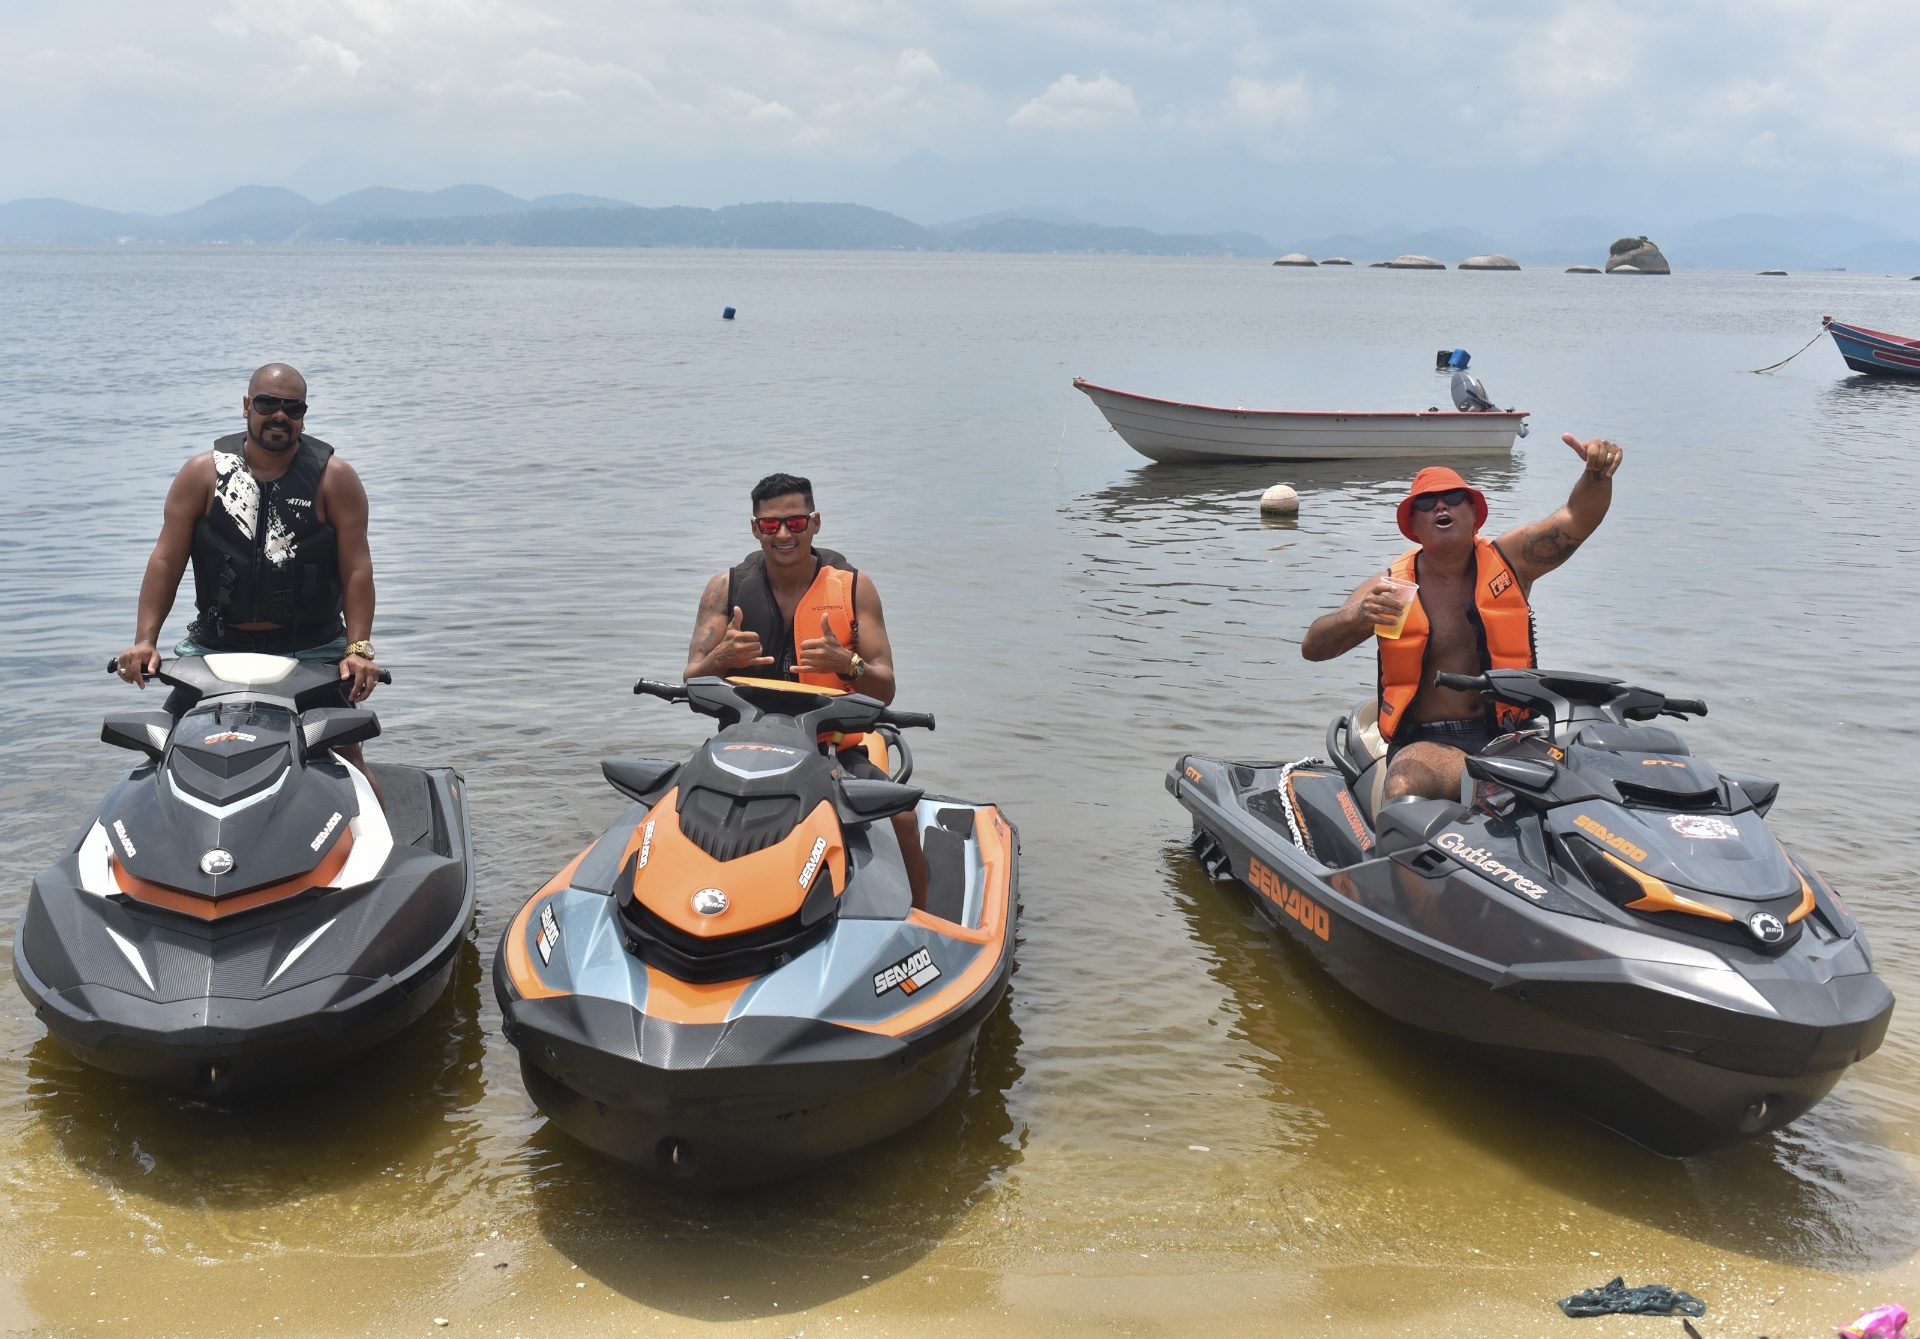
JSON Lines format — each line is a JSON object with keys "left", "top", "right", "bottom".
{"left": 3, "top": 184, "right": 1916, "bottom": 269}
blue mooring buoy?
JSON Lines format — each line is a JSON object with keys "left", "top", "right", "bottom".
{"left": 722, "top": 307, "right": 736, "bottom": 320}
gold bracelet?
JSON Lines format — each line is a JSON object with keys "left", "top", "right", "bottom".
{"left": 345, "top": 639, "right": 376, "bottom": 660}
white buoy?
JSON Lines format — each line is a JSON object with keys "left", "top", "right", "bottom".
{"left": 1260, "top": 484, "right": 1300, "bottom": 515}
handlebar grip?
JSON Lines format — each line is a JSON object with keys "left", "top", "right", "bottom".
{"left": 377, "top": 669, "right": 393, "bottom": 685}
{"left": 1663, "top": 698, "right": 1708, "bottom": 717}
{"left": 1432, "top": 672, "right": 1490, "bottom": 692}
{"left": 106, "top": 658, "right": 119, "bottom": 673}
{"left": 633, "top": 678, "right": 690, "bottom": 701}
{"left": 880, "top": 710, "right": 935, "bottom": 731}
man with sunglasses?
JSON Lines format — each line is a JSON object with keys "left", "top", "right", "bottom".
{"left": 114, "top": 363, "right": 380, "bottom": 777}
{"left": 1302, "top": 433, "right": 1625, "bottom": 803}
{"left": 685, "top": 472, "right": 928, "bottom": 903}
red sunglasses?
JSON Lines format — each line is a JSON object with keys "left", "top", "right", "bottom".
{"left": 751, "top": 513, "right": 815, "bottom": 536}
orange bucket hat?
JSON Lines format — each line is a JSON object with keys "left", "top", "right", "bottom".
{"left": 1396, "top": 466, "right": 1488, "bottom": 541}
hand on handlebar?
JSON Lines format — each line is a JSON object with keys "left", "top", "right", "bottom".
{"left": 114, "top": 644, "right": 160, "bottom": 687}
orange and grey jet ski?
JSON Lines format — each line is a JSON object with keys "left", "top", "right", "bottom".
{"left": 494, "top": 675, "right": 1017, "bottom": 1187}
{"left": 1173, "top": 669, "right": 1893, "bottom": 1154}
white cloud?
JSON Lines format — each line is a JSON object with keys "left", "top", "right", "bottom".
{"left": 1009, "top": 73, "right": 1140, "bottom": 130}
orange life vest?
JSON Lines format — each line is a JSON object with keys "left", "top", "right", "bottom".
{"left": 792, "top": 564, "right": 859, "bottom": 691}
{"left": 1376, "top": 537, "right": 1534, "bottom": 741}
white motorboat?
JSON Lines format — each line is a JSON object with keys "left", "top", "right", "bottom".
{"left": 1074, "top": 378, "right": 1528, "bottom": 464}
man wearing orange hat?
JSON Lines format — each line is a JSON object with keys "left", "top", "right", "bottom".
{"left": 1302, "top": 433, "right": 1625, "bottom": 802}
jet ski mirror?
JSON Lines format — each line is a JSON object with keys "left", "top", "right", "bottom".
{"left": 299, "top": 707, "right": 381, "bottom": 753}
{"left": 837, "top": 777, "right": 924, "bottom": 822}
{"left": 101, "top": 710, "right": 175, "bottom": 760}
{"left": 602, "top": 757, "right": 680, "bottom": 803}
{"left": 1721, "top": 770, "right": 1780, "bottom": 816}
{"left": 1465, "top": 755, "right": 1556, "bottom": 792}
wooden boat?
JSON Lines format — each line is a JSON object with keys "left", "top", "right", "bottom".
{"left": 1073, "top": 378, "right": 1528, "bottom": 463}
{"left": 1824, "top": 317, "right": 1920, "bottom": 379}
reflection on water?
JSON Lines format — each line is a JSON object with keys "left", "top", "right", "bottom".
{"left": 1164, "top": 839, "right": 1920, "bottom": 1273}
{"left": 24, "top": 939, "right": 488, "bottom": 1211}
{"left": 526, "top": 994, "right": 1024, "bottom": 1320}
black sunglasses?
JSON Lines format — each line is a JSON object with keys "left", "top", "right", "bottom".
{"left": 1411, "top": 488, "right": 1472, "bottom": 512}
{"left": 250, "top": 394, "right": 308, "bottom": 419}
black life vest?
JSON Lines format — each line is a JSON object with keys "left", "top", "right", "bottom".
{"left": 188, "top": 433, "right": 343, "bottom": 642}
{"left": 727, "top": 546, "right": 858, "bottom": 682}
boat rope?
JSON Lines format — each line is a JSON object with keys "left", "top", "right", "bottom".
{"left": 1749, "top": 324, "right": 1828, "bottom": 374}
{"left": 1274, "top": 757, "right": 1326, "bottom": 852}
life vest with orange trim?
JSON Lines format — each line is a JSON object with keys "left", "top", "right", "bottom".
{"left": 729, "top": 547, "right": 866, "bottom": 746}
{"left": 1376, "top": 537, "right": 1535, "bottom": 741}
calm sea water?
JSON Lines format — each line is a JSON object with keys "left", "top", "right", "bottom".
{"left": 1, "top": 247, "right": 1918, "bottom": 1337}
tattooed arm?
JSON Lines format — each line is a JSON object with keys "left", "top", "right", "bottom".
{"left": 684, "top": 572, "right": 775, "bottom": 680}
{"left": 1497, "top": 433, "right": 1624, "bottom": 590}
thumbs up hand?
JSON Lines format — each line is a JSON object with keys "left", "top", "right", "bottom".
{"left": 799, "top": 612, "right": 854, "bottom": 677}
{"left": 715, "top": 605, "right": 774, "bottom": 672}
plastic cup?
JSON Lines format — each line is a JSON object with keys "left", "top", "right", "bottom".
{"left": 1373, "top": 577, "right": 1420, "bottom": 639}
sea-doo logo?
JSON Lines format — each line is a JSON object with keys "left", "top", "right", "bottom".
{"left": 874, "top": 947, "right": 942, "bottom": 997}
{"left": 536, "top": 901, "right": 561, "bottom": 964}
{"left": 112, "top": 820, "right": 137, "bottom": 857}
{"left": 1748, "top": 912, "right": 1786, "bottom": 945}
{"left": 1669, "top": 814, "right": 1739, "bottom": 841}
{"left": 1573, "top": 814, "right": 1648, "bottom": 863}
{"left": 691, "top": 888, "right": 729, "bottom": 916}
{"left": 200, "top": 848, "right": 234, "bottom": 875}
{"left": 1247, "top": 858, "right": 1331, "bottom": 940}
{"left": 798, "top": 835, "right": 829, "bottom": 888}
{"left": 1434, "top": 831, "right": 1549, "bottom": 902}
{"left": 202, "top": 731, "right": 258, "bottom": 745}
{"left": 310, "top": 811, "right": 343, "bottom": 851}
{"left": 636, "top": 819, "right": 656, "bottom": 870}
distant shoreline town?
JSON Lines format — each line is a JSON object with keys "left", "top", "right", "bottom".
{"left": 4, "top": 184, "right": 1917, "bottom": 271}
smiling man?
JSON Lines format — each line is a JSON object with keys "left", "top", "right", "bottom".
{"left": 685, "top": 471, "right": 928, "bottom": 903}
{"left": 114, "top": 362, "right": 381, "bottom": 782}
{"left": 1301, "top": 433, "right": 1625, "bottom": 802}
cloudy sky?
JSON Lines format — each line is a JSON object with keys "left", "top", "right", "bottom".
{"left": 5, "top": 0, "right": 1917, "bottom": 227}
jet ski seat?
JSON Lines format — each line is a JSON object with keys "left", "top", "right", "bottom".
{"left": 1337, "top": 700, "right": 1390, "bottom": 826}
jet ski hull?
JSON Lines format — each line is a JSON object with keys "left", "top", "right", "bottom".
{"left": 14, "top": 765, "right": 475, "bottom": 1100}
{"left": 1174, "top": 755, "right": 1891, "bottom": 1155}
{"left": 497, "top": 794, "right": 1018, "bottom": 1188}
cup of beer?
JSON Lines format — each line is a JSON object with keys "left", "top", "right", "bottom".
{"left": 1373, "top": 577, "right": 1419, "bottom": 639}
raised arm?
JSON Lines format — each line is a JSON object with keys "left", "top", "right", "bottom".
{"left": 116, "top": 454, "right": 213, "bottom": 686}
{"left": 1302, "top": 573, "right": 1407, "bottom": 662}
{"left": 684, "top": 572, "right": 775, "bottom": 680}
{"left": 1497, "top": 434, "right": 1623, "bottom": 591}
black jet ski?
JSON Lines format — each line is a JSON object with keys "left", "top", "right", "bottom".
{"left": 494, "top": 675, "right": 1017, "bottom": 1188}
{"left": 1171, "top": 668, "right": 1892, "bottom": 1155}
{"left": 13, "top": 653, "right": 475, "bottom": 1098}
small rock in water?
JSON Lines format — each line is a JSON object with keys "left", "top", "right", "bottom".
{"left": 1458, "top": 254, "right": 1520, "bottom": 270}
{"left": 1272, "top": 253, "right": 1318, "bottom": 267}
{"left": 1759, "top": 269, "right": 1787, "bottom": 276}
{"left": 1565, "top": 265, "right": 1602, "bottom": 273}
{"left": 1260, "top": 484, "right": 1300, "bottom": 515}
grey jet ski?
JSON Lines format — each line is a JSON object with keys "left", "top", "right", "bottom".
{"left": 1171, "top": 668, "right": 1892, "bottom": 1154}
{"left": 14, "top": 653, "right": 475, "bottom": 1098}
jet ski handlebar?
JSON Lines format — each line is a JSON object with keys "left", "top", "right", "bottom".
{"left": 1432, "top": 669, "right": 1707, "bottom": 729}
{"left": 106, "top": 657, "right": 392, "bottom": 685}
{"left": 634, "top": 676, "right": 934, "bottom": 733}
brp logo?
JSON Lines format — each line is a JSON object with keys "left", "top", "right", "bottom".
{"left": 1748, "top": 912, "right": 1785, "bottom": 945}
{"left": 200, "top": 849, "right": 235, "bottom": 876}
{"left": 691, "top": 888, "right": 729, "bottom": 917}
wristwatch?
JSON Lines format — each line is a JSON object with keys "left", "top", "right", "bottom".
{"left": 345, "top": 640, "right": 376, "bottom": 660}
{"left": 841, "top": 652, "right": 865, "bottom": 682}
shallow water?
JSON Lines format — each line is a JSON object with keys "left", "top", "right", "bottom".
{"left": 1, "top": 248, "right": 1918, "bottom": 1336}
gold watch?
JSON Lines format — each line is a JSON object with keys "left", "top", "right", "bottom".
{"left": 345, "top": 640, "right": 376, "bottom": 660}
{"left": 841, "top": 652, "right": 865, "bottom": 682}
